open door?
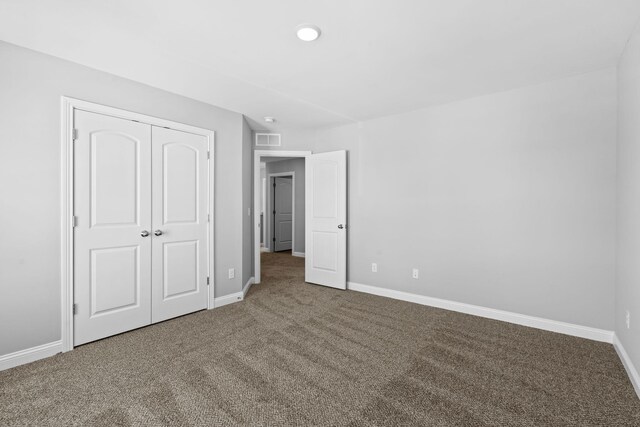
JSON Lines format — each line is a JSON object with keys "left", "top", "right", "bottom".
{"left": 305, "top": 150, "right": 347, "bottom": 289}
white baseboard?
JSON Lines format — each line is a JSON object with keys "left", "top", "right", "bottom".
{"left": 292, "top": 252, "right": 305, "bottom": 258}
{"left": 347, "top": 282, "right": 614, "bottom": 343}
{"left": 260, "top": 247, "right": 270, "bottom": 253}
{"left": 0, "top": 341, "right": 62, "bottom": 372}
{"left": 216, "top": 278, "right": 254, "bottom": 308}
{"left": 614, "top": 334, "right": 640, "bottom": 399}
{"left": 243, "top": 277, "right": 255, "bottom": 297}
{"left": 214, "top": 292, "right": 243, "bottom": 308}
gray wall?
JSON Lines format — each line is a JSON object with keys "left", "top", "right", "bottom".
{"left": 617, "top": 24, "right": 640, "bottom": 375}
{"left": 242, "top": 117, "right": 253, "bottom": 288}
{"left": 265, "top": 158, "right": 306, "bottom": 253}
{"left": 0, "top": 41, "right": 246, "bottom": 356}
{"left": 260, "top": 68, "right": 617, "bottom": 330}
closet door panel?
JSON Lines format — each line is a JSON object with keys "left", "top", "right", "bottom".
{"left": 74, "top": 110, "right": 152, "bottom": 346}
{"left": 151, "top": 127, "right": 209, "bottom": 323}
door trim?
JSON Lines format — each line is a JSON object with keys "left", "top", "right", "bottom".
{"left": 267, "top": 172, "right": 295, "bottom": 253}
{"left": 253, "top": 150, "right": 311, "bottom": 284}
{"left": 61, "top": 96, "right": 215, "bottom": 352}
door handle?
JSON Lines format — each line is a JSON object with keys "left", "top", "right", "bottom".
{"left": 338, "top": 224, "right": 345, "bottom": 229}
{"left": 154, "top": 230, "right": 163, "bottom": 236}
{"left": 140, "top": 230, "right": 150, "bottom": 237}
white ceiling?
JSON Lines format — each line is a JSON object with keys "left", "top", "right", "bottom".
{"left": 1, "top": 0, "right": 639, "bottom": 130}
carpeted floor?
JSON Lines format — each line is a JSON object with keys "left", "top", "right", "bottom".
{"left": 1, "top": 251, "right": 639, "bottom": 426}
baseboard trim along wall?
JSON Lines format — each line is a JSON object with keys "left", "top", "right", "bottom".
{"left": 292, "top": 252, "right": 305, "bottom": 258}
{"left": 213, "top": 292, "right": 244, "bottom": 308}
{"left": 214, "top": 277, "right": 255, "bottom": 308}
{"left": 0, "top": 341, "right": 62, "bottom": 372}
{"left": 614, "top": 334, "right": 640, "bottom": 399}
{"left": 243, "top": 277, "right": 255, "bottom": 298}
{"left": 347, "top": 282, "right": 614, "bottom": 343}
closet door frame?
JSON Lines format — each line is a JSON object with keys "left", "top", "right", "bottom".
{"left": 61, "top": 96, "right": 215, "bottom": 352}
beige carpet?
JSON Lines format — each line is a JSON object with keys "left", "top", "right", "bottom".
{"left": 1, "top": 251, "right": 639, "bottom": 426}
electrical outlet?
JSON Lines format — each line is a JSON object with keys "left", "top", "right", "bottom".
{"left": 626, "top": 310, "right": 631, "bottom": 329}
{"left": 412, "top": 268, "right": 419, "bottom": 279}
{"left": 371, "top": 263, "right": 377, "bottom": 273}
{"left": 228, "top": 268, "right": 235, "bottom": 279}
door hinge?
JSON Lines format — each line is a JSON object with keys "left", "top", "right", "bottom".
{"left": 72, "top": 216, "right": 78, "bottom": 227}
{"left": 73, "top": 304, "right": 77, "bottom": 315}
{"left": 273, "top": 182, "right": 276, "bottom": 188}
{"left": 208, "top": 214, "right": 210, "bottom": 222}
{"left": 272, "top": 237, "right": 276, "bottom": 242}
{"left": 273, "top": 210, "right": 276, "bottom": 215}
{"left": 72, "top": 129, "right": 78, "bottom": 140}
{"left": 207, "top": 151, "right": 210, "bottom": 159}
{"left": 207, "top": 277, "right": 210, "bottom": 286}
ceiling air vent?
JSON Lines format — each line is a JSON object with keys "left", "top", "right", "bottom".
{"left": 255, "top": 133, "right": 281, "bottom": 147}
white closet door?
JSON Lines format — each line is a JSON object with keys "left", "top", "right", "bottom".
{"left": 151, "top": 127, "right": 209, "bottom": 323}
{"left": 74, "top": 110, "right": 152, "bottom": 346}
{"left": 305, "top": 150, "right": 347, "bottom": 289}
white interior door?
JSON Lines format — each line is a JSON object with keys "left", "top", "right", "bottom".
{"left": 305, "top": 151, "right": 347, "bottom": 289}
{"left": 274, "top": 176, "right": 293, "bottom": 251}
{"left": 74, "top": 110, "right": 152, "bottom": 346}
{"left": 151, "top": 127, "right": 209, "bottom": 323}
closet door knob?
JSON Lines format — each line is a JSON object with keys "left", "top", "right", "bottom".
{"left": 154, "top": 230, "right": 163, "bottom": 236}
{"left": 140, "top": 230, "right": 150, "bottom": 237}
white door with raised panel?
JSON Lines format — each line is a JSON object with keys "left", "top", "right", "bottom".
{"left": 73, "top": 110, "right": 152, "bottom": 346}
{"left": 305, "top": 151, "right": 347, "bottom": 289}
{"left": 151, "top": 127, "right": 209, "bottom": 323}
{"left": 274, "top": 176, "right": 293, "bottom": 252}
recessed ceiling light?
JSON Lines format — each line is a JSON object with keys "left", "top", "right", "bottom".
{"left": 296, "top": 24, "right": 321, "bottom": 42}
{"left": 264, "top": 116, "right": 276, "bottom": 123}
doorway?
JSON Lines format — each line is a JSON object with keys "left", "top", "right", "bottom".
{"left": 253, "top": 149, "right": 348, "bottom": 289}
{"left": 254, "top": 151, "right": 309, "bottom": 283}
